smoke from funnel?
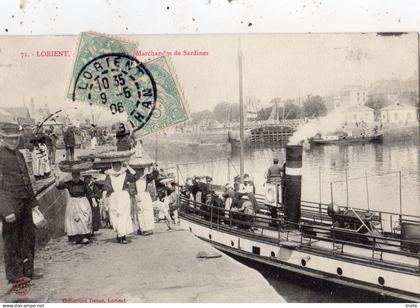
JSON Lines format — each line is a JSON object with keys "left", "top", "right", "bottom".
{"left": 288, "top": 109, "right": 344, "bottom": 145}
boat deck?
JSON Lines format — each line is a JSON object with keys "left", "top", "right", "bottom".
{"left": 179, "top": 195, "right": 420, "bottom": 274}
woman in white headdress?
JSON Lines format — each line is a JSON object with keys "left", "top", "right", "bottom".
{"left": 134, "top": 166, "right": 155, "bottom": 235}
{"left": 101, "top": 160, "right": 140, "bottom": 244}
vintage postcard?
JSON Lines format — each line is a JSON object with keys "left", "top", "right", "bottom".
{"left": 0, "top": 32, "right": 419, "bottom": 304}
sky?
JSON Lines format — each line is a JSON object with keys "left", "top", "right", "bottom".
{"left": 0, "top": 33, "right": 418, "bottom": 121}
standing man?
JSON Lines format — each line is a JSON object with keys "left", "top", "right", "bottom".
{"left": 48, "top": 127, "right": 58, "bottom": 165}
{"left": 63, "top": 125, "right": 75, "bottom": 161}
{"left": 266, "top": 158, "right": 284, "bottom": 226}
{"left": 0, "top": 123, "right": 37, "bottom": 288}
{"left": 266, "top": 158, "right": 282, "bottom": 183}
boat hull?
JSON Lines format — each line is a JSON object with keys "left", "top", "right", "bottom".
{"left": 311, "top": 134, "right": 383, "bottom": 145}
{"left": 180, "top": 215, "right": 420, "bottom": 302}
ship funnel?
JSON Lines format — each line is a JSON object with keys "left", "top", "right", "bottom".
{"left": 284, "top": 145, "right": 303, "bottom": 227}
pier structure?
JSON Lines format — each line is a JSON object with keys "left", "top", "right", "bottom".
{"left": 0, "top": 224, "right": 284, "bottom": 303}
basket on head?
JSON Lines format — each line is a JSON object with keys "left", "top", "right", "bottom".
{"left": 58, "top": 160, "right": 94, "bottom": 173}
{"left": 96, "top": 148, "right": 135, "bottom": 163}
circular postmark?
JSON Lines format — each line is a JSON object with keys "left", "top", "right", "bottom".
{"left": 72, "top": 53, "right": 157, "bottom": 130}
{"left": 12, "top": 277, "right": 31, "bottom": 296}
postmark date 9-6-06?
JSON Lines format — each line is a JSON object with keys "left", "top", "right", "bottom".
{"left": 72, "top": 53, "right": 157, "bottom": 129}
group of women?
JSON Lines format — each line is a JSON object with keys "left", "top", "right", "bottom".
{"left": 56, "top": 158, "right": 156, "bottom": 245}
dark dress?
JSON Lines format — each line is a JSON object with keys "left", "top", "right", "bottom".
{"left": 87, "top": 181, "right": 102, "bottom": 232}
{"left": 56, "top": 180, "right": 94, "bottom": 239}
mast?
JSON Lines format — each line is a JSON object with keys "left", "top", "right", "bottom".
{"left": 238, "top": 44, "right": 244, "bottom": 183}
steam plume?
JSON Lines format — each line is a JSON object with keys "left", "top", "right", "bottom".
{"left": 288, "top": 110, "right": 344, "bottom": 145}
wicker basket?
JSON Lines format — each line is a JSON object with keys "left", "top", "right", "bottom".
{"left": 58, "top": 160, "right": 94, "bottom": 173}
{"left": 96, "top": 148, "right": 135, "bottom": 162}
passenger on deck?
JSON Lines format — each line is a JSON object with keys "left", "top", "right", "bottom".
{"left": 56, "top": 172, "right": 95, "bottom": 244}
{"left": 222, "top": 183, "right": 235, "bottom": 219}
{"left": 160, "top": 179, "right": 178, "bottom": 229}
{"left": 195, "top": 176, "right": 209, "bottom": 205}
{"left": 181, "top": 178, "right": 195, "bottom": 212}
{"left": 205, "top": 191, "right": 225, "bottom": 222}
{"left": 243, "top": 174, "right": 256, "bottom": 194}
{"left": 266, "top": 158, "right": 282, "bottom": 184}
{"left": 230, "top": 191, "right": 255, "bottom": 230}
{"left": 266, "top": 158, "right": 284, "bottom": 225}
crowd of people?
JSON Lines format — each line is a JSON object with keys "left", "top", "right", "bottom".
{"left": 0, "top": 118, "right": 285, "bottom": 292}
{"left": 179, "top": 173, "right": 259, "bottom": 230}
{"left": 178, "top": 158, "right": 285, "bottom": 229}
{"left": 0, "top": 121, "right": 176, "bottom": 292}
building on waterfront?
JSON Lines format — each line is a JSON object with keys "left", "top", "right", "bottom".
{"left": 340, "top": 85, "right": 368, "bottom": 107}
{"left": 342, "top": 104, "right": 375, "bottom": 125}
{"left": 324, "top": 96, "right": 343, "bottom": 111}
{"left": 380, "top": 102, "right": 418, "bottom": 125}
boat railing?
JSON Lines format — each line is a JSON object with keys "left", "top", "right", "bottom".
{"left": 253, "top": 193, "right": 420, "bottom": 235}
{"left": 179, "top": 194, "right": 420, "bottom": 271}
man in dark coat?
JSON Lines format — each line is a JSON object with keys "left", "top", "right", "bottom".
{"left": 63, "top": 126, "right": 75, "bottom": 161}
{"left": 266, "top": 158, "right": 284, "bottom": 226}
{"left": 0, "top": 123, "right": 38, "bottom": 289}
{"left": 266, "top": 158, "right": 282, "bottom": 183}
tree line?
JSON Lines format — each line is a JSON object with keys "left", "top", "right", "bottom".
{"left": 191, "top": 95, "right": 328, "bottom": 124}
{"left": 191, "top": 91, "right": 418, "bottom": 124}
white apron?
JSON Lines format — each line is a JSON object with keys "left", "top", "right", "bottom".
{"left": 31, "top": 149, "right": 42, "bottom": 176}
{"left": 65, "top": 197, "right": 92, "bottom": 236}
{"left": 91, "top": 137, "right": 97, "bottom": 150}
{"left": 136, "top": 179, "right": 155, "bottom": 232}
{"left": 108, "top": 172, "right": 134, "bottom": 237}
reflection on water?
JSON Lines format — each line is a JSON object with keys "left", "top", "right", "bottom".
{"left": 163, "top": 141, "right": 419, "bottom": 216}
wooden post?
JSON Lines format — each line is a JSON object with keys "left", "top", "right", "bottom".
{"left": 345, "top": 169, "right": 349, "bottom": 207}
{"left": 399, "top": 171, "right": 402, "bottom": 220}
{"left": 330, "top": 182, "right": 334, "bottom": 205}
{"left": 238, "top": 47, "right": 244, "bottom": 183}
{"left": 227, "top": 158, "right": 231, "bottom": 182}
{"left": 365, "top": 170, "right": 370, "bottom": 211}
{"left": 319, "top": 166, "right": 322, "bottom": 210}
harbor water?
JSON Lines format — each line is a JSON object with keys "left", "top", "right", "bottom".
{"left": 160, "top": 141, "right": 419, "bottom": 217}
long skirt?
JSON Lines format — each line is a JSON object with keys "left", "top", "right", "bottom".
{"left": 137, "top": 191, "right": 155, "bottom": 233}
{"left": 109, "top": 190, "right": 134, "bottom": 237}
{"left": 131, "top": 196, "right": 140, "bottom": 231}
{"left": 91, "top": 202, "right": 101, "bottom": 232}
{"left": 65, "top": 197, "right": 92, "bottom": 236}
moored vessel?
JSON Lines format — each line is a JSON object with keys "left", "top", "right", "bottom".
{"left": 178, "top": 145, "right": 420, "bottom": 302}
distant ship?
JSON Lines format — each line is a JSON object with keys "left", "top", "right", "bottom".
{"left": 310, "top": 132, "right": 383, "bottom": 145}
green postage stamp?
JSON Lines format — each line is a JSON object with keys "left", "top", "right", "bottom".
{"left": 68, "top": 32, "right": 190, "bottom": 135}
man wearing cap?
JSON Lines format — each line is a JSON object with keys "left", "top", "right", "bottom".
{"left": 0, "top": 123, "right": 38, "bottom": 287}
{"left": 116, "top": 123, "right": 134, "bottom": 151}
{"left": 266, "top": 158, "right": 284, "bottom": 226}
{"left": 63, "top": 126, "right": 76, "bottom": 161}
{"left": 266, "top": 158, "right": 282, "bottom": 184}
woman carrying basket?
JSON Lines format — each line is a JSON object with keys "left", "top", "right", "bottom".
{"left": 56, "top": 161, "right": 96, "bottom": 244}
{"left": 101, "top": 160, "right": 140, "bottom": 244}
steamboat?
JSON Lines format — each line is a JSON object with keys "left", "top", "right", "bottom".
{"left": 310, "top": 132, "right": 383, "bottom": 145}
{"left": 178, "top": 145, "right": 420, "bottom": 302}
{"left": 177, "top": 49, "right": 420, "bottom": 301}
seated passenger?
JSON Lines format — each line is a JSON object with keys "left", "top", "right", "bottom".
{"left": 231, "top": 197, "right": 255, "bottom": 230}
{"left": 205, "top": 191, "right": 224, "bottom": 222}
{"left": 222, "top": 183, "right": 235, "bottom": 219}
